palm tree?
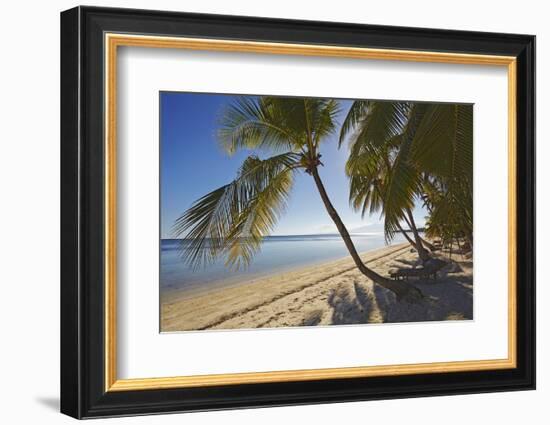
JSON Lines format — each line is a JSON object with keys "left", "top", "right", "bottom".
{"left": 345, "top": 135, "right": 431, "bottom": 258}
{"left": 173, "top": 96, "right": 422, "bottom": 301}
{"left": 341, "top": 101, "right": 431, "bottom": 262}
{"left": 340, "top": 100, "right": 472, "bottom": 256}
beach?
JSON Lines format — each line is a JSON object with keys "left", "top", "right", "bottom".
{"left": 161, "top": 243, "right": 473, "bottom": 332}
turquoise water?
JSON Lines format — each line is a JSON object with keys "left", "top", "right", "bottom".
{"left": 160, "top": 233, "right": 407, "bottom": 296}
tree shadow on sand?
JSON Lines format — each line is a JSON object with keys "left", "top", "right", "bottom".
{"left": 327, "top": 283, "right": 386, "bottom": 325}
{"left": 391, "top": 258, "right": 421, "bottom": 267}
{"left": 301, "top": 308, "right": 325, "bottom": 326}
{"left": 325, "top": 261, "right": 473, "bottom": 325}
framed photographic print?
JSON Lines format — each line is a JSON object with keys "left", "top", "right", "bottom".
{"left": 60, "top": 6, "right": 535, "bottom": 419}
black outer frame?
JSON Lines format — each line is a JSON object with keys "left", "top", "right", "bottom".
{"left": 60, "top": 5, "right": 536, "bottom": 419}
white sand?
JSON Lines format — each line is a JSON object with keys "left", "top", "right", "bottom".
{"left": 161, "top": 243, "right": 473, "bottom": 332}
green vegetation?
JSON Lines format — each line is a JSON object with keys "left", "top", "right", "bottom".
{"left": 340, "top": 100, "right": 473, "bottom": 262}
{"left": 173, "top": 96, "right": 473, "bottom": 302}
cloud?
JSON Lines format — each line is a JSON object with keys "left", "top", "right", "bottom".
{"left": 318, "top": 224, "right": 337, "bottom": 234}
{"left": 350, "top": 222, "right": 382, "bottom": 233}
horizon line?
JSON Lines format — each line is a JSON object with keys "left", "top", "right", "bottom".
{"left": 161, "top": 231, "right": 394, "bottom": 240}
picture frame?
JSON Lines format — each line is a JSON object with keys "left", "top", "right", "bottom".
{"left": 60, "top": 5, "right": 535, "bottom": 419}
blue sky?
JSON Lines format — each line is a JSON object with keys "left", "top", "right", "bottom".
{"left": 160, "top": 92, "right": 426, "bottom": 239}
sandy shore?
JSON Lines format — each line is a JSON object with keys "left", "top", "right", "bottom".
{"left": 161, "top": 243, "right": 473, "bottom": 332}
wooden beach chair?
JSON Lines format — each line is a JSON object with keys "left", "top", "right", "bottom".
{"left": 389, "top": 258, "right": 447, "bottom": 281}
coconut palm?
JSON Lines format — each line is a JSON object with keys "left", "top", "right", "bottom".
{"left": 173, "top": 96, "right": 422, "bottom": 301}
{"left": 346, "top": 147, "right": 433, "bottom": 260}
{"left": 341, "top": 101, "right": 431, "bottom": 261}
{"left": 346, "top": 139, "right": 433, "bottom": 258}
{"left": 340, "top": 100, "right": 473, "bottom": 256}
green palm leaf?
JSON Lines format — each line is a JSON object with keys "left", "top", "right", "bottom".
{"left": 338, "top": 100, "right": 369, "bottom": 147}
{"left": 347, "top": 101, "right": 411, "bottom": 153}
{"left": 172, "top": 152, "right": 300, "bottom": 269}
{"left": 380, "top": 104, "right": 428, "bottom": 240}
{"left": 218, "top": 97, "right": 301, "bottom": 154}
{"left": 342, "top": 100, "right": 473, "bottom": 244}
{"left": 173, "top": 94, "right": 424, "bottom": 299}
{"left": 218, "top": 96, "right": 341, "bottom": 155}
{"left": 410, "top": 104, "right": 473, "bottom": 240}
{"left": 411, "top": 104, "right": 473, "bottom": 180}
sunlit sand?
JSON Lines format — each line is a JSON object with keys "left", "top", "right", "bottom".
{"left": 161, "top": 243, "right": 473, "bottom": 332}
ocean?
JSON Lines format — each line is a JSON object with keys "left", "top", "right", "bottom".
{"left": 160, "top": 232, "right": 408, "bottom": 296}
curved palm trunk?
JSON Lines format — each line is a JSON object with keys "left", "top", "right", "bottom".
{"left": 421, "top": 237, "right": 436, "bottom": 252}
{"left": 405, "top": 208, "right": 430, "bottom": 263}
{"left": 397, "top": 222, "right": 435, "bottom": 252}
{"left": 373, "top": 184, "right": 420, "bottom": 252}
{"left": 310, "top": 168, "right": 422, "bottom": 301}
{"left": 402, "top": 212, "right": 435, "bottom": 252}
{"left": 395, "top": 222, "right": 418, "bottom": 247}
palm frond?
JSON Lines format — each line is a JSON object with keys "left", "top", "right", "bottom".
{"left": 411, "top": 104, "right": 473, "bottom": 241}
{"left": 307, "top": 98, "right": 341, "bottom": 146}
{"left": 338, "top": 100, "right": 369, "bottom": 147}
{"left": 343, "top": 99, "right": 473, "bottom": 245}
{"left": 345, "top": 143, "right": 388, "bottom": 218}
{"left": 350, "top": 101, "right": 411, "bottom": 153}
{"left": 380, "top": 104, "right": 427, "bottom": 241}
{"left": 218, "top": 96, "right": 342, "bottom": 155}
{"left": 172, "top": 152, "right": 300, "bottom": 269}
{"left": 218, "top": 97, "right": 301, "bottom": 154}
{"left": 411, "top": 104, "right": 473, "bottom": 181}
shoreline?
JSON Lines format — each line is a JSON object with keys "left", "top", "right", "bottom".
{"left": 161, "top": 242, "right": 473, "bottom": 332}
{"left": 161, "top": 242, "right": 409, "bottom": 303}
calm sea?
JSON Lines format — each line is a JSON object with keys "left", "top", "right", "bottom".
{"left": 160, "top": 233, "right": 408, "bottom": 296}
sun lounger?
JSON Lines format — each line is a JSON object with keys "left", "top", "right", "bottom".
{"left": 389, "top": 258, "right": 447, "bottom": 281}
